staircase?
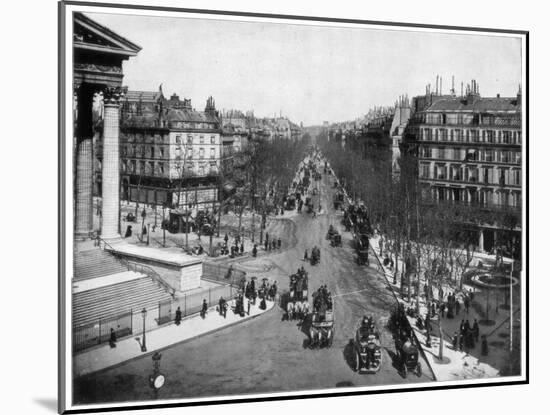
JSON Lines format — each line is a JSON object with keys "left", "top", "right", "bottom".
{"left": 73, "top": 276, "right": 172, "bottom": 327}
{"left": 74, "top": 248, "right": 128, "bottom": 280}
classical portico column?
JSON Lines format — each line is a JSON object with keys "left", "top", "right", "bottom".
{"left": 100, "top": 87, "right": 124, "bottom": 241}
{"left": 74, "top": 84, "right": 95, "bottom": 239}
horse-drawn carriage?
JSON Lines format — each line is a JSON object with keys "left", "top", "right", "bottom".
{"left": 308, "top": 286, "right": 334, "bottom": 348}
{"left": 388, "top": 303, "right": 422, "bottom": 377}
{"left": 353, "top": 317, "right": 382, "bottom": 373}
{"left": 333, "top": 191, "right": 344, "bottom": 210}
{"left": 331, "top": 232, "right": 342, "bottom": 247}
{"left": 285, "top": 271, "right": 309, "bottom": 321}
{"left": 310, "top": 246, "right": 321, "bottom": 265}
{"left": 395, "top": 336, "right": 422, "bottom": 377}
{"left": 355, "top": 233, "right": 369, "bottom": 265}
{"left": 309, "top": 310, "right": 334, "bottom": 348}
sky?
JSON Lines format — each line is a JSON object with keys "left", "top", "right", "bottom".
{"left": 86, "top": 12, "right": 523, "bottom": 126}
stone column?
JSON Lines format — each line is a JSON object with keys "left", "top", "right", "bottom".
{"left": 100, "top": 87, "right": 124, "bottom": 241}
{"left": 479, "top": 229, "right": 484, "bottom": 252}
{"left": 74, "top": 85, "right": 95, "bottom": 240}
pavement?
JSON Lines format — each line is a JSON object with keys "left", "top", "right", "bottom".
{"left": 74, "top": 299, "right": 275, "bottom": 378}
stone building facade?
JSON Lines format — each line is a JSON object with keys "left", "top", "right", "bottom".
{"left": 116, "top": 91, "right": 222, "bottom": 210}
{"left": 403, "top": 81, "right": 522, "bottom": 255}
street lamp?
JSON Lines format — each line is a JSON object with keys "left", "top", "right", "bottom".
{"left": 141, "top": 308, "right": 147, "bottom": 352}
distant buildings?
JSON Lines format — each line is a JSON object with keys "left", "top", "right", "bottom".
{"left": 403, "top": 80, "right": 522, "bottom": 254}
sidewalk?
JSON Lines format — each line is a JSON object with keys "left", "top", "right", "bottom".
{"left": 74, "top": 299, "right": 275, "bottom": 378}
{"left": 368, "top": 233, "right": 502, "bottom": 381}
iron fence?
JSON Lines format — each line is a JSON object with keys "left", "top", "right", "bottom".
{"left": 157, "top": 284, "right": 236, "bottom": 325}
{"left": 73, "top": 310, "right": 133, "bottom": 354}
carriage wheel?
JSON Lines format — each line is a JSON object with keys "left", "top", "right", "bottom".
{"left": 402, "top": 363, "right": 408, "bottom": 378}
{"left": 415, "top": 363, "right": 422, "bottom": 377}
{"left": 355, "top": 351, "right": 360, "bottom": 372}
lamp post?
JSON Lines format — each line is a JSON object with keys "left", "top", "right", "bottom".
{"left": 141, "top": 308, "right": 147, "bottom": 352}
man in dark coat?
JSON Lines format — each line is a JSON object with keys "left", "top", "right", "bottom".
{"left": 473, "top": 319, "right": 480, "bottom": 343}
{"left": 240, "top": 243, "right": 244, "bottom": 254}
{"left": 109, "top": 328, "right": 117, "bottom": 348}
{"left": 201, "top": 299, "right": 208, "bottom": 318}
{"left": 175, "top": 306, "right": 182, "bottom": 325}
{"left": 277, "top": 238, "right": 281, "bottom": 249}
{"left": 264, "top": 239, "right": 268, "bottom": 251}
{"left": 252, "top": 244, "right": 257, "bottom": 257}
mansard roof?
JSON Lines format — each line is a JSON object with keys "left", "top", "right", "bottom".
{"left": 425, "top": 96, "right": 520, "bottom": 113}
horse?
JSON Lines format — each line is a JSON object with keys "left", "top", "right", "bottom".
{"left": 286, "top": 301, "right": 295, "bottom": 321}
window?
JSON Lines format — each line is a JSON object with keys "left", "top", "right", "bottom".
{"left": 453, "top": 147, "right": 461, "bottom": 160}
{"left": 151, "top": 146, "right": 155, "bottom": 158}
{"left": 159, "top": 147, "right": 164, "bottom": 158}
{"left": 484, "top": 149, "right": 494, "bottom": 162}
{"left": 502, "top": 131, "right": 512, "bottom": 144}
{"left": 210, "top": 135, "right": 216, "bottom": 144}
{"left": 130, "top": 160, "right": 136, "bottom": 173}
{"left": 487, "top": 130, "right": 496, "bottom": 144}
{"left": 210, "top": 148, "right": 215, "bottom": 159}
{"left": 420, "top": 164, "right": 430, "bottom": 178}
{"left": 199, "top": 148, "right": 205, "bottom": 159}
{"left": 424, "top": 146, "right": 432, "bottom": 158}
{"left": 139, "top": 161, "right": 145, "bottom": 174}
{"left": 200, "top": 135, "right": 204, "bottom": 144}
{"left": 175, "top": 135, "right": 181, "bottom": 144}
{"left": 424, "top": 128, "right": 432, "bottom": 140}
{"left": 187, "top": 135, "right": 193, "bottom": 144}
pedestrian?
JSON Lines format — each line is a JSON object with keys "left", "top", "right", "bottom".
{"left": 124, "top": 225, "right": 132, "bottom": 238}
{"left": 252, "top": 244, "right": 257, "bottom": 257}
{"left": 224, "top": 233, "right": 228, "bottom": 244}
{"left": 277, "top": 238, "right": 281, "bottom": 249}
{"left": 304, "top": 249, "right": 309, "bottom": 261}
{"left": 272, "top": 239, "right": 277, "bottom": 250}
{"left": 264, "top": 239, "right": 268, "bottom": 251}
{"left": 458, "top": 332, "right": 464, "bottom": 351}
{"left": 459, "top": 319, "right": 466, "bottom": 336}
{"left": 265, "top": 232, "right": 269, "bottom": 244}
{"left": 240, "top": 242, "right": 244, "bottom": 254}
{"left": 201, "top": 299, "right": 208, "bottom": 319}
{"left": 455, "top": 298, "right": 461, "bottom": 315}
{"left": 109, "top": 328, "right": 117, "bottom": 348}
{"left": 473, "top": 319, "right": 480, "bottom": 343}
{"left": 175, "top": 306, "right": 182, "bottom": 326}
{"left": 452, "top": 331, "right": 458, "bottom": 350}
{"left": 481, "top": 335, "right": 489, "bottom": 356}
{"left": 247, "top": 298, "right": 251, "bottom": 315}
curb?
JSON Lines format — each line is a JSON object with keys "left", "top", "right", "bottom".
{"left": 75, "top": 301, "right": 275, "bottom": 379}
{"left": 367, "top": 236, "right": 438, "bottom": 381}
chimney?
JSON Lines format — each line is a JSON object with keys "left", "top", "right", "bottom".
{"left": 451, "top": 75, "right": 455, "bottom": 95}
{"left": 436, "top": 75, "right": 439, "bottom": 95}
{"left": 440, "top": 76, "right": 443, "bottom": 96}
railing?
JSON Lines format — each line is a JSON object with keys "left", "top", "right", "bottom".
{"left": 202, "top": 261, "right": 247, "bottom": 287}
{"left": 97, "top": 237, "right": 176, "bottom": 297}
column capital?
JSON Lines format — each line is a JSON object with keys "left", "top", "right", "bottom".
{"left": 103, "top": 86, "right": 127, "bottom": 105}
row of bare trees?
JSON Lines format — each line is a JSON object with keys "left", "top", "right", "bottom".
{"left": 317, "top": 131, "right": 491, "bottom": 304}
